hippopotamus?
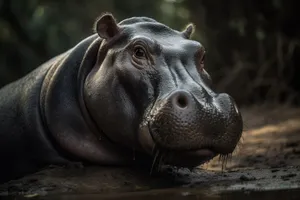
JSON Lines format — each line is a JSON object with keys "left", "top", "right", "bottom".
{"left": 0, "top": 13, "right": 243, "bottom": 183}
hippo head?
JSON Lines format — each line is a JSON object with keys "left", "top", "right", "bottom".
{"left": 84, "top": 13, "right": 243, "bottom": 169}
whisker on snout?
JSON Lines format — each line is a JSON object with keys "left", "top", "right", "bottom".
{"left": 157, "top": 153, "right": 165, "bottom": 172}
{"left": 218, "top": 154, "right": 232, "bottom": 172}
{"left": 150, "top": 149, "right": 161, "bottom": 175}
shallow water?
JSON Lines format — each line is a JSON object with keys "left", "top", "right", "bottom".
{"left": 3, "top": 188, "right": 300, "bottom": 200}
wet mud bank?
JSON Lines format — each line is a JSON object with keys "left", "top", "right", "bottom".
{"left": 1, "top": 105, "right": 300, "bottom": 198}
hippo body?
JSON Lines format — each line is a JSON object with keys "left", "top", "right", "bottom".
{"left": 0, "top": 14, "right": 243, "bottom": 183}
{"left": 0, "top": 35, "right": 102, "bottom": 183}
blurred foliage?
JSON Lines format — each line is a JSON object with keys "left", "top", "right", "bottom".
{"left": 0, "top": 0, "right": 299, "bottom": 105}
{"left": 184, "top": 0, "right": 300, "bottom": 105}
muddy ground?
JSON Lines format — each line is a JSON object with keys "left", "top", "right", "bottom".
{"left": 1, "top": 104, "right": 300, "bottom": 198}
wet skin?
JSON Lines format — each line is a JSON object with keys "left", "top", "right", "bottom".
{"left": 0, "top": 13, "right": 243, "bottom": 183}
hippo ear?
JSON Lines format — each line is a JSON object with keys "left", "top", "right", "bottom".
{"left": 182, "top": 23, "right": 195, "bottom": 39}
{"left": 94, "top": 13, "right": 120, "bottom": 40}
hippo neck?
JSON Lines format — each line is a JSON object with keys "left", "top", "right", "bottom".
{"left": 77, "top": 36, "right": 104, "bottom": 138}
{"left": 40, "top": 34, "right": 133, "bottom": 165}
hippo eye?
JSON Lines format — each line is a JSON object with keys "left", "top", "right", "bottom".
{"left": 133, "top": 46, "right": 147, "bottom": 59}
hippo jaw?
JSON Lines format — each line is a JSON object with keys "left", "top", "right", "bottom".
{"left": 138, "top": 125, "right": 218, "bottom": 168}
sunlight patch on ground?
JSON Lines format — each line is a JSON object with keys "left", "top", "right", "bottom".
{"left": 199, "top": 107, "right": 300, "bottom": 172}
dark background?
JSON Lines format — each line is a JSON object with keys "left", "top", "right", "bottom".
{"left": 0, "top": 0, "right": 299, "bottom": 106}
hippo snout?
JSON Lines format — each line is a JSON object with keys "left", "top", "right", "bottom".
{"left": 139, "top": 89, "right": 243, "bottom": 167}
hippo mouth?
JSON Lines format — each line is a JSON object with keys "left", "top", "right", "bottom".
{"left": 138, "top": 123, "right": 218, "bottom": 168}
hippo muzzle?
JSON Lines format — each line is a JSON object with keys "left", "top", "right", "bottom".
{"left": 139, "top": 90, "right": 242, "bottom": 167}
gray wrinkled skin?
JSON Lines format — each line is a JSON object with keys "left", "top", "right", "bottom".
{"left": 0, "top": 13, "right": 242, "bottom": 184}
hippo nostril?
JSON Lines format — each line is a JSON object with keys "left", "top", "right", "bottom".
{"left": 169, "top": 90, "right": 192, "bottom": 110}
{"left": 176, "top": 95, "right": 188, "bottom": 108}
